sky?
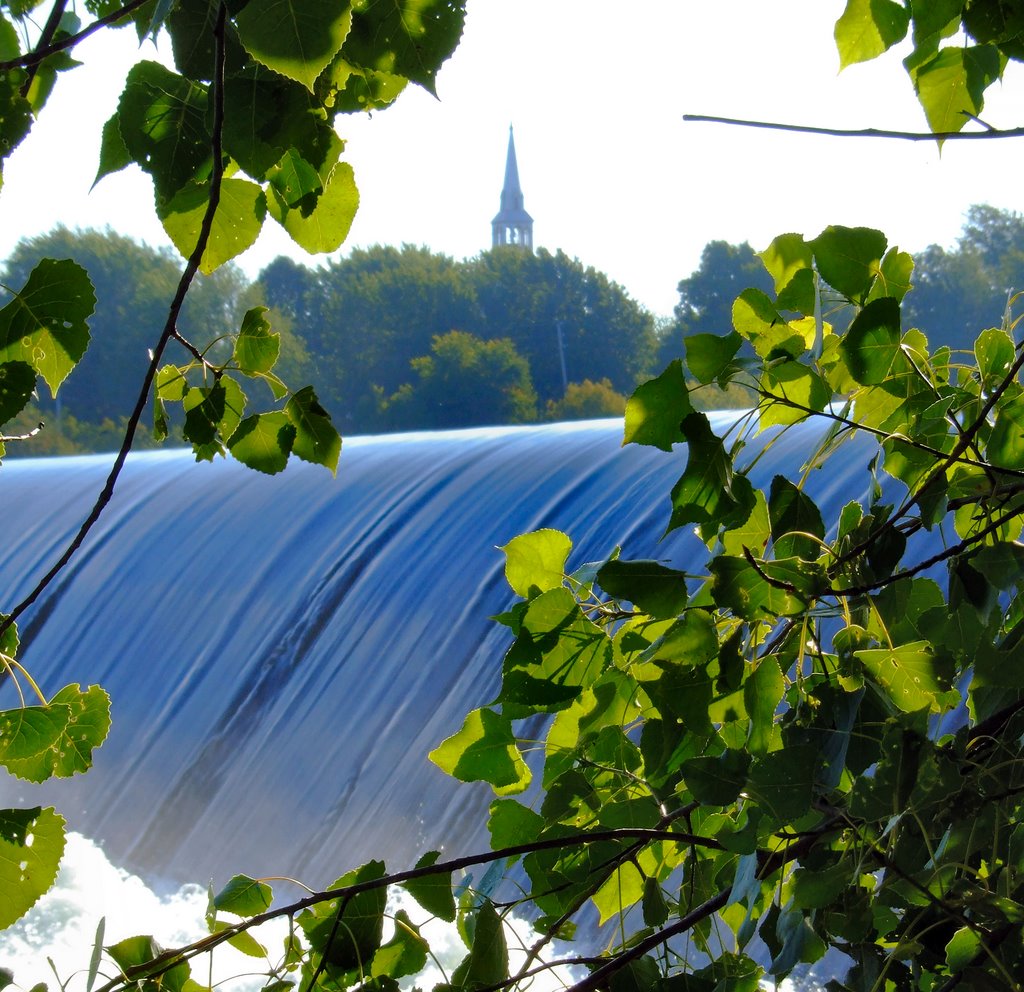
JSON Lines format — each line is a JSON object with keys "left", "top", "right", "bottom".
{"left": 1, "top": 0, "right": 1022, "bottom": 317}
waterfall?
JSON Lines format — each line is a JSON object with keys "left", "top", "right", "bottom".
{"left": 0, "top": 417, "right": 866, "bottom": 891}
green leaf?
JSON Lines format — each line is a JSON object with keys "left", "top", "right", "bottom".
{"left": 343, "top": 0, "right": 467, "bottom": 95}
{"left": 183, "top": 382, "right": 226, "bottom": 446}
{"left": 92, "top": 112, "right": 130, "bottom": 189}
{"left": 744, "top": 658, "right": 784, "bottom": 755}
{"left": 0, "top": 806, "right": 66, "bottom": 929}
{"left": 945, "top": 925, "right": 982, "bottom": 972}
{"left": 0, "top": 361, "right": 36, "bottom": 423}
{"left": 666, "top": 413, "right": 755, "bottom": 536}
{"left": 840, "top": 297, "right": 906, "bottom": 385}
{"left": 760, "top": 233, "right": 813, "bottom": 294}
{"left": 769, "top": 476, "right": 825, "bottom": 561}
{"left": 812, "top": 226, "right": 887, "bottom": 300}
{"left": 159, "top": 178, "right": 267, "bottom": 273}
{"left": 747, "top": 744, "right": 817, "bottom": 822}
{"left": 234, "top": 307, "right": 280, "bottom": 375}
{"left": 681, "top": 751, "right": 751, "bottom": 806}
{"left": 0, "top": 258, "right": 95, "bottom": 396}
{"left": 213, "top": 874, "right": 273, "bottom": 916}
{"left": 488, "top": 799, "right": 542, "bottom": 851}
{"left": 760, "top": 361, "right": 830, "bottom": 428}
{"left": 710, "top": 556, "right": 811, "bottom": 620}
{"left": 500, "top": 529, "right": 571, "bottom": 599}
{"left": 429, "top": 708, "right": 530, "bottom": 793}
{"left": 910, "top": 44, "right": 1003, "bottom": 136}
{"left": 503, "top": 588, "right": 611, "bottom": 706}
{"left": 0, "top": 705, "right": 70, "bottom": 765}
{"left": 976, "top": 327, "right": 1015, "bottom": 390}
{"left": 835, "top": 0, "right": 910, "bottom": 68}
{"left": 685, "top": 332, "right": 742, "bottom": 385}
{"left": 866, "top": 246, "right": 914, "bottom": 303}
{"left": 596, "top": 559, "right": 687, "bottom": 619}
{"left": 2, "top": 685, "right": 111, "bottom": 782}
{"left": 227, "top": 411, "right": 296, "bottom": 475}
{"left": 593, "top": 861, "right": 644, "bottom": 925}
{"left": 450, "top": 901, "right": 507, "bottom": 988}
{"left": 267, "top": 148, "right": 323, "bottom": 208}
{"left": 401, "top": 851, "right": 455, "bottom": 922}
{"left": 285, "top": 385, "right": 341, "bottom": 473}
{"left": 267, "top": 160, "right": 359, "bottom": 254}
{"left": 300, "top": 861, "right": 386, "bottom": 972}
{"left": 208, "top": 920, "right": 267, "bottom": 958}
{"left": 117, "top": 61, "right": 211, "bottom": 203}
{"left": 371, "top": 909, "right": 427, "bottom": 979}
{"left": 623, "top": 359, "right": 693, "bottom": 451}
{"left": 235, "top": 0, "right": 352, "bottom": 92}
{"left": 856, "top": 641, "right": 952, "bottom": 713}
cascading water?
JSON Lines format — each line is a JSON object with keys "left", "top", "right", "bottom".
{"left": 0, "top": 417, "right": 868, "bottom": 986}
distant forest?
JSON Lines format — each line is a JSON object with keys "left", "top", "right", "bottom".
{"left": 1, "top": 203, "right": 1022, "bottom": 455}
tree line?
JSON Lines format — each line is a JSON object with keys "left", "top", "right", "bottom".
{"left": 3, "top": 203, "right": 1022, "bottom": 453}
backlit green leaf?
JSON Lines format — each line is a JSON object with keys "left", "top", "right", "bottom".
{"left": 597, "top": 559, "right": 687, "bottom": 619}
{"left": 234, "top": 307, "right": 280, "bottom": 375}
{"left": 0, "top": 705, "right": 70, "bottom": 765}
{"left": 2, "top": 685, "right": 110, "bottom": 782}
{"left": 769, "top": 476, "right": 825, "bottom": 561}
{"left": 371, "top": 909, "right": 427, "bottom": 979}
{"left": 593, "top": 861, "right": 644, "bottom": 925}
{"left": 214, "top": 874, "right": 273, "bottom": 916}
{"left": 0, "top": 806, "right": 65, "bottom": 929}
{"left": 744, "top": 658, "right": 784, "bottom": 755}
{"left": 267, "top": 160, "right": 359, "bottom": 254}
{"left": 856, "top": 641, "right": 951, "bottom": 713}
{"left": 92, "top": 112, "right": 130, "bottom": 189}
{"left": 747, "top": 744, "right": 817, "bottom": 822}
{"left": 235, "top": 0, "right": 352, "bottom": 91}
{"left": 300, "top": 861, "right": 386, "bottom": 971}
{"left": 666, "top": 413, "right": 755, "bottom": 536}
{"left": 117, "top": 61, "right": 211, "bottom": 203}
{"left": 429, "top": 708, "right": 530, "bottom": 793}
{"left": 835, "top": 0, "right": 910, "bottom": 68}
{"left": 812, "top": 226, "right": 887, "bottom": 300}
{"left": 685, "top": 332, "right": 742, "bottom": 385}
{"left": 343, "top": 0, "right": 467, "bottom": 95}
{"left": 450, "top": 900, "right": 507, "bottom": 988}
{"left": 285, "top": 385, "right": 341, "bottom": 473}
{"left": 159, "top": 177, "right": 267, "bottom": 273}
{"left": 501, "top": 529, "right": 571, "bottom": 599}
{"left": 760, "top": 361, "right": 830, "bottom": 428}
{"left": 0, "top": 258, "right": 95, "bottom": 396}
{"left": 227, "top": 411, "right": 295, "bottom": 475}
{"left": 401, "top": 851, "right": 456, "bottom": 922}
{"left": 759, "top": 233, "right": 812, "bottom": 295}
{"left": 840, "top": 297, "right": 906, "bottom": 385}
{"left": 911, "top": 44, "right": 1003, "bottom": 137}
{"left": 623, "top": 359, "right": 692, "bottom": 451}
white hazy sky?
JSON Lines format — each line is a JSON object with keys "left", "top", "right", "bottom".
{"left": 1, "top": 0, "right": 1022, "bottom": 316}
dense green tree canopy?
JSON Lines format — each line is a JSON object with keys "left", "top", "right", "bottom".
{"left": 258, "top": 243, "right": 657, "bottom": 430}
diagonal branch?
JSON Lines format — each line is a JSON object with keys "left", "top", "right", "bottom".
{"left": 0, "top": 1, "right": 229, "bottom": 643}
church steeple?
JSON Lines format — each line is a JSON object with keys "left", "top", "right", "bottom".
{"left": 491, "top": 125, "right": 533, "bottom": 250}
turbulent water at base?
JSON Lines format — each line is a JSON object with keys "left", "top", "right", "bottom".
{"left": 0, "top": 418, "right": 866, "bottom": 988}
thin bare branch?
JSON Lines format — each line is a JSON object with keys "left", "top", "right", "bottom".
{"left": 683, "top": 113, "right": 1024, "bottom": 141}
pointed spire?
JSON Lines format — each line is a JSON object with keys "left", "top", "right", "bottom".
{"left": 491, "top": 125, "right": 533, "bottom": 250}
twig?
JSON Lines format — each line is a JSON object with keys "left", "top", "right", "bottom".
{"left": 0, "top": 422, "right": 44, "bottom": 442}
{"left": 683, "top": 114, "right": 1024, "bottom": 141}
{"left": 0, "top": 0, "right": 152, "bottom": 73}
{"left": 20, "top": 0, "right": 67, "bottom": 96}
{"left": 0, "top": 1, "right": 229, "bottom": 642}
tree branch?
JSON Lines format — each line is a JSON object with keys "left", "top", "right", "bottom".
{"left": 683, "top": 114, "right": 1024, "bottom": 142}
{"left": 0, "top": 0, "right": 152, "bottom": 73}
{"left": 0, "top": 1, "right": 229, "bottom": 642}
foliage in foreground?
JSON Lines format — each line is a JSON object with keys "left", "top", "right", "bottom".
{"left": 73, "top": 218, "right": 1024, "bottom": 992}
{"left": 4, "top": 1, "right": 1024, "bottom": 992}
